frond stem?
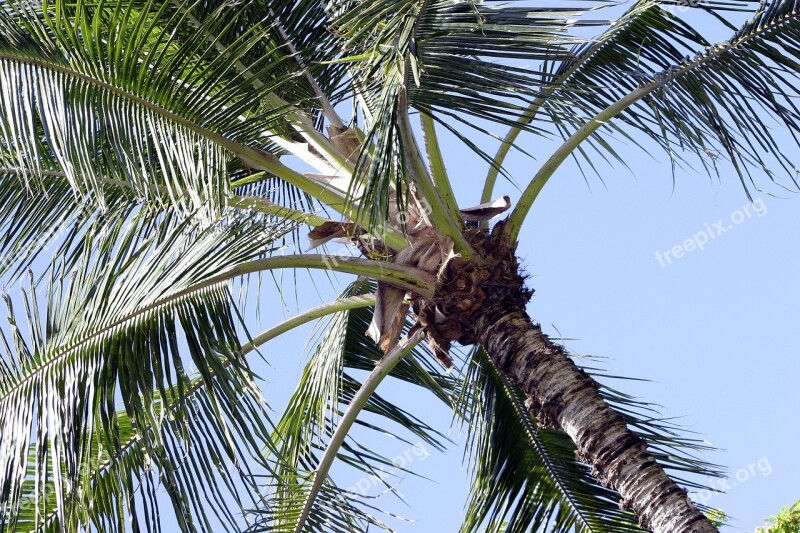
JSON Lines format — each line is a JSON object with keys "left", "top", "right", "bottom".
{"left": 171, "top": 1, "right": 352, "bottom": 174}
{"left": 397, "top": 99, "right": 475, "bottom": 260}
{"left": 183, "top": 254, "right": 436, "bottom": 300}
{"left": 0, "top": 167, "right": 333, "bottom": 228}
{"left": 268, "top": 10, "right": 346, "bottom": 130}
{"left": 0, "top": 53, "right": 408, "bottom": 248}
{"left": 505, "top": 13, "right": 782, "bottom": 240}
{"left": 0, "top": 257, "right": 429, "bottom": 407}
{"left": 481, "top": 0, "right": 658, "bottom": 204}
{"left": 419, "top": 111, "right": 462, "bottom": 223}
{"left": 241, "top": 294, "right": 377, "bottom": 352}
{"left": 20, "top": 294, "right": 380, "bottom": 527}
{"left": 292, "top": 331, "right": 425, "bottom": 533}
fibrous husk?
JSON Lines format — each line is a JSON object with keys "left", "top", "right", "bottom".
{"left": 411, "top": 221, "right": 533, "bottom": 369}
{"left": 328, "top": 126, "right": 362, "bottom": 165}
{"left": 367, "top": 231, "right": 454, "bottom": 353}
{"left": 239, "top": 146, "right": 280, "bottom": 171}
{"left": 305, "top": 131, "right": 519, "bottom": 369}
{"left": 307, "top": 221, "right": 364, "bottom": 249}
{"left": 367, "top": 286, "right": 409, "bottom": 352}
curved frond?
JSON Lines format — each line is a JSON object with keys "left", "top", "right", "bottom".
{"left": 542, "top": 0, "right": 800, "bottom": 193}
{"left": 262, "top": 279, "right": 456, "bottom": 531}
{"left": 0, "top": 0, "right": 340, "bottom": 219}
{"left": 0, "top": 212, "right": 293, "bottom": 532}
{"left": 0, "top": 166, "right": 138, "bottom": 281}
{"left": 329, "top": 0, "right": 596, "bottom": 224}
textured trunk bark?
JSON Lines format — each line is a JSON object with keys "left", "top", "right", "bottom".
{"left": 475, "top": 308, "right": 717, "bottom": 533}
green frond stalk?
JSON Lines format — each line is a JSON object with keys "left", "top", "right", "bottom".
{"left": 420, "top": 111, "right": 462, "bottom": 224}
{"left": 265, "top": 8, "right": 346, "bottom": 131}
{"left": 505, "top": 85, "right": 650, "bottom": 240}
{"left": 264, "top": 91, "right": 356, "bottom": 175}
{"left": 397, "top": 102, "right": 475, "bottom": 260}
{"left": 480, "top": 0, "right": 658, "bottom": 204}
{"left": 228, "top": 196, "right": 332, "bottom": 227}
{"left": 0, "top": 165, "right": 331, "bottom": 228}
{"left": 292, "top": 331, "right": 426, "bottom": 533}
{"left": 29, "top": 294, "right": 381, "bottom": 530}
{"left": 184, "top": 254, "right": 437, "bottom": 299}
{"left": 242, "top": 294, "right": 377, "bottom": 351}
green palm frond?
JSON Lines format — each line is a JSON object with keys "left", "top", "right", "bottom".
{"left": 458, "top": 348, "right": 641, "bottom": 532}
{"left": 0, "top": 166, "right": 137, "bottom": 280}
{"left": 543, "top": 0, "right": 800, "bottom": 192}
{"left": 259, "top": 0, "right": 350, "bottom": 122}
{"left": 175, "top": 0, "right": 350, "bottom": 138}
{"left": 0, "top": 211, "right": 294, "bottom": 532}
{"left": 0, "top": 0, "right": 349, "bottom": 279}
{"left": 411, "top": 1, "right": 589, "bottom": 131}
{"left": 265, "top": 280, "right": 456, "bottom": 531}
{"left": 330, "top": 0, "right": 596, "bottom": 225}
{"left": 0, "top": 0, "right": 325, "bottom": 217}
{"left": 539, "top": 3, "right": 710, "bottom": 176}
{"left": 232, "top": 176, "right": 323, "bottom": 252}
{"left": 248, "top": 477, "right": 394, "bottom": 533}
{"left": 10, "top": 384, "right": 274, "bottom": 533}
{"left": 484, "top": 0, "right": 764, "bottom": 200}
{"left": 457, "top": 348, "right": 722, "bottom": 533}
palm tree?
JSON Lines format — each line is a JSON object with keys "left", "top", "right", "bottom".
{"left": 0, "top": 0, "right": 797, "bottom": 531}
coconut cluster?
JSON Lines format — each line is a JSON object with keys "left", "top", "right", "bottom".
{"left": 411, "top": 221, "right": 533, "bottom": 368}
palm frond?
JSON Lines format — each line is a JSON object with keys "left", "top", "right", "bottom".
{"left": 484, "top": 0, "right": 765, "bottom": 200}
{"left": 0, "top": 211, "right": 294, "bottom": 532}
{"left": 328, "top": 0, "right": 596, "bottom": 225}
{"left": 0, "top": 0, "right": 324, "bottom": 217}
{"left": 9, "top": 383, "right": 275, "bottom": 533}
{"left": 188, "top": 0, "right": 351, "bottom": 118}
{"left": 248, "top": 477, "right": 393, "bottom": 533}
{"left": 264, "top": 279, "right": 456, "bottom": 530}
{"left": 233, "top": 176, "right": 323, "bottom": 251}
{"left": 411, "top": 0, "right": 590, "bottom": 130}
{"left": 0, "top": 166, "right": 139, "bottom": 281}
{"left": 543, "top": 0, "right": 800, "bottom": 193}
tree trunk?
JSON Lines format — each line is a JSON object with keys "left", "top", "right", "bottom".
{"left": 474, "top": 308, "right": 717, "bottom": 533}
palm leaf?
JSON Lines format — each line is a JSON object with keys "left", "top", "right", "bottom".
{"left": 543, "top": 0, "right": 800, "bottom": 193}
{"left": 328, "top": 0, "right": 595, "bottom": 225}
{"left": 263, "top": 279, "right": 456, "bottom": 531}
{"left": 0, "top": 0, "right": 319, "bottom": 217}
{"left": 0, "top": 211, "right": 294, "bottom": 532}
{"left": 0, "top": 165, "right": 139, "bottom": 281}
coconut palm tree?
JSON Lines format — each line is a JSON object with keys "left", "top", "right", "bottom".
{"left": 0, "top": 0, "right": 797, "bottom": 531}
